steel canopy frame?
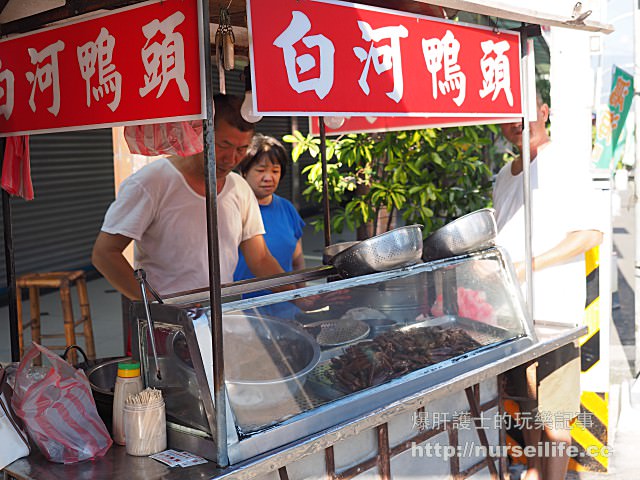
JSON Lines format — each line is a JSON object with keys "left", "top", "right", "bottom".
{"left": 199, "top": 0, "right": 229, "bottom": 466}
{"left": 520, "top": 30, "right": 534, "bottom": 318}
{"left": 1, "top": 137, "right": 20, "bottom": 362}
{"left": 402, "top": 0, "right": 613, "bottom": 33}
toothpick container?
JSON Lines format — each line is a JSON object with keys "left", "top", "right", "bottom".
{"left": 123, "top": 395, "right": 166, "bottom": 456}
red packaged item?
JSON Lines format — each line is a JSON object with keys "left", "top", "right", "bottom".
{"left": 11, "top": 343, "right": 112, "bottom": 464}
{"left": 124, "top": 120, "right": 203, "bottom": 157}
{"left": 1, "top": 135, "right": 34, "bottom": 200}
{"left": 430, "top": 287, "right": 497, "bottom": 325}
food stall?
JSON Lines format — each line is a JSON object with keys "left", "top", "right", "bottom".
{"left": 1, "top": 0, "right": 611, "bottom": 479}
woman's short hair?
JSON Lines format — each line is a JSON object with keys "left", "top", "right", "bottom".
{"left": 213, "top": 93, "right": 255, "bottom": 133}
{"left": 239, "top": 134, "right": 288, "bottom": 177}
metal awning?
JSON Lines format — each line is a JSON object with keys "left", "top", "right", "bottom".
{"left": 0, "top": 0, "right": 614, "bottom": 37}
{"left": 408, "top": 0, "right": 613, "bottom": 33}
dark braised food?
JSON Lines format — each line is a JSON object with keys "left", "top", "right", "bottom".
{"left": 330, "top": 326, "right": 481, "bottom": 392}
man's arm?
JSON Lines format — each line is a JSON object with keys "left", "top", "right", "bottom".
{"left": 513, "top": 229, "right": 603, "bottom": 282}
{"left": 92, "top": 231, "right": 143, "bottom": 300}
{"left": 291, "top": 239, "right": 305, "bottom": 271}
{"left": 291, "top": 239, "right": 307, "bottom": 289}
{"left": 239, "top": 235, "right": 292, "bottom": 292}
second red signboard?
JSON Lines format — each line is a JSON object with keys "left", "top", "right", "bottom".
{"left": 248, "top": 0, "right": 522, "bottom": 118}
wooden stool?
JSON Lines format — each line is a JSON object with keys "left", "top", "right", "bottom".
{"left": 16, "top": 271, "right": 96, "bottom": 365}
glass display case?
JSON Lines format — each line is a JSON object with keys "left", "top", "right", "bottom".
{"left": 131, "top": 246, "right": 535, "bottom": 463}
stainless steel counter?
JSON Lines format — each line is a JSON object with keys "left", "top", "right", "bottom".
{"left": 3, "top": 323, "right": 585, "bottom": 480}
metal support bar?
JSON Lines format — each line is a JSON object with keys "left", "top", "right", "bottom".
{"left": 0, "top": 0, "right": 10, "bottom": 16}
{"left": 220, "top": 266, "right": 335, "bottom": 298}
{"left": 290, "top": 116, "right": 300, "bottom": 211}
{"left": 520, "top": 28, "right": 534, "bottom": 319}
{"left": 497, "top": 375, "right": 509, "bottom": 479}
{"left": 159, "top": 266, "right": 336, "bottom": 307}
{"left": 318, "top": 116, "right": 332, "bottom": 247}
{"left": 200, "top": 0, "right": 228, "bottom": 467}
{"left": 515, "top": 23, "right": 542, "bottom": 38}
{"left": 1, "top": 137, "right": 20, "bottom": 362}
{"left": 464, "top": 386, "right": 499, "bottom": 478}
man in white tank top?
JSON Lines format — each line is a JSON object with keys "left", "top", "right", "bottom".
{"left": 494, "top": 97, "right": 602, "bottom": 480}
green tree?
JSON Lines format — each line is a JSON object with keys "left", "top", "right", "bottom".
{"left": 284, "top": 124, "right": 499, "bottom": 239}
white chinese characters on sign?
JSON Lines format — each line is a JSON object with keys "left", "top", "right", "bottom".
{"left": 274, "top": 11, "right": 335, "bottom": 100}
{"left": 0, "top": 60, "right": 15, "bottom": 120}
{"left": 422, "top": 30, "right": 466, "bottom": 107}
{"left": 77, "top": 28, "right": 122, "bottom": 112}
{"left": 353, "top": 21, "right": 408, "bottom": 103}
{"left": 140, "top": 11, "right": 190, "bottom": 101}
{"left": 479, "top": 39, "right": 513, "bottom": 106}
{"left": 25, "top": 40, "right": 65, "bottom": 116}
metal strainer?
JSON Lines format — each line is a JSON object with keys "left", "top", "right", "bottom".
{"left": 303, "top": 319, "right": 370, "bottom": 347}
{"left": 330, "top": 225, "right": 423, "bottom": 278}
{"left": 422, "top": 208, "right": 497, "bottom": 262}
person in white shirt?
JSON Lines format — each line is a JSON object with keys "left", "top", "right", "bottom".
{"left": 92, "top": 94, "right": 286, "bottom": 300}
{"left": 494, "top": 96, "right": 602, "bottom": 480}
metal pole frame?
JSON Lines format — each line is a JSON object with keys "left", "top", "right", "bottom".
{"left": 318, "top": 116, "right": 332, "bottom": 247}
{"left": 199, "top": 0, "right": 228, "bottom": 467}
{"left": 1, "top": 137, "right": 20, "bottom": 362}
{"left": 520, "top": 29, "right": 534, "bottom": 320}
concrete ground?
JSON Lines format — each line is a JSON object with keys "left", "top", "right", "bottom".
{"left": 1, "top": 197, "right": 639, "bottom": 478}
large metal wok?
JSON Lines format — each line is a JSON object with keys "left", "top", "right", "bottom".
{"left": 329, "top": 225, "right": 423, "bottom": 278}
{"left": 422, "top": 208, "right": 497, "bottom": 262}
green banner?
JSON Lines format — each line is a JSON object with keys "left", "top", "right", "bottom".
{"left": 592, "top": 66, "right": 634, "bottom": 170}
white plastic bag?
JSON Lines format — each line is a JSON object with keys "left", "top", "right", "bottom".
{"left": 0, "top": 365, "right": 30, "bottom": 469}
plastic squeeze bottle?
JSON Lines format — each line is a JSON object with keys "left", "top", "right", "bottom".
{"left": 112, "top": 361, "right": 143, "bottom": 445}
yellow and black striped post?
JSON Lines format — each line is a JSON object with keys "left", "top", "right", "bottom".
{"left": 569, "top": 246, "right": 609, "bottom": 472}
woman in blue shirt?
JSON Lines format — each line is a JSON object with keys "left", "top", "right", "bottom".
{"left": 233, "top": 135, "right": 306, "bottom": 302}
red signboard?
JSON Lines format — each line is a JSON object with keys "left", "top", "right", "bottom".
{"left": 248, "top": 0, "right": 522, "bottom": 118}
{"left": 0, "top": 0, "right": 205, "bottom": 137}
{"left": 308, "top": 115, "right": 514, "bottom": 136}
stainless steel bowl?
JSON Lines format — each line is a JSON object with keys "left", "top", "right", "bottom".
{"left": 87, "top": 354, "right": 210, "bottom": 432}
{"left": 330, "top": 225, "right": 424, "bottom": 278}
{"left": 422, "top": 208, "right": 497, "bottom": 262}
{"left": 86, "top": 356, "right": 131, "bottom": 396}
{"left": 172, "top": 314, "right": 321, "bottom": 419}
{"left": 322, "top": 241, "right": 359, "bottom": 265}
{"left": 83, "top": 356, "right": 131, "bottom": 432}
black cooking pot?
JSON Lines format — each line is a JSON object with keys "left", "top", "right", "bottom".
{"left": 63, "top": 345, "right": 130, "bottom": 434}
